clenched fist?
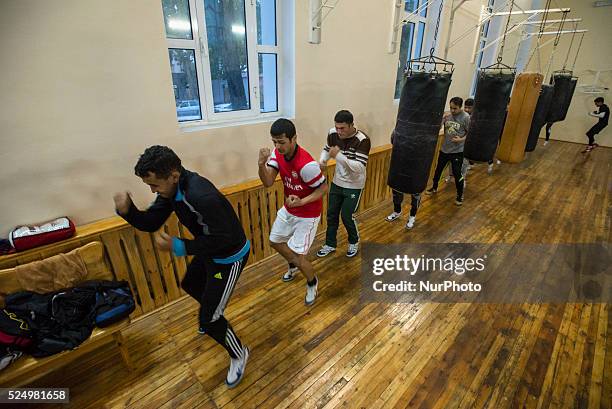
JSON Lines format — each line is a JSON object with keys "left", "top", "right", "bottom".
{"left": 259, "top": 147, "right": 271, "bottom": 165}
{"left": 285, "top": 194, "right": 302, "bottom": 208}
{"left": 154, "top": 231, "right": 173, "bottom": 252}
{"left": 113, "top": 191, "right": 132, "bottom": 215}
{"left": 329, "top": 146, "right": 340, "bottom": 158}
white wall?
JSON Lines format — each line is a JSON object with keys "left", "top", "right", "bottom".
{"left": 0, "top": 0, "right": 483, "bottom": 235}
{"left": 524, "top": 0, "right": 612, "bottom": 146}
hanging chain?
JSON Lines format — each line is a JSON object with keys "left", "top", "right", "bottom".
{"left": 538, "top": 0, "right": 552, "bottom": 40}
{"left": 497, "top": 0, "right": 515, "bottom": 63}
{"left": 571, "top": 32, "right": 585, "bottom": 71}
{"left": 544, "top": 48, "right": 554, "bottom": 79}
{"left": 562, "top": 20, "right": 578, "bottom": 70}
{"left": 536, "top": 36, "right": 542, "bottom": 73}
{"left": 543, "top": 10, "right": 568, "bottom": 78}
{"left": 553, "top": 10, "right": 567, "bottom": 47}
{"left": 526, "top": 0, "right": 550, "bottom": 74}
{"left": 430, "top": 0, "right": 444, "bottom": 57}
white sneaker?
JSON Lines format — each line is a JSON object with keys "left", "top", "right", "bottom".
{"left": 543, "top": 140, "right": 549, "bottom": 146}
{"left": 226, "top": 346, "right": 249, "bottom": 388}
{"left": 282, "top": 266, "right": 299, "bottom": 282}
{"left": 406, "top": 216, "right": 416, "bottom": 230}
{"left": 496, "top": 159, "right": 501, "bottom": 165}
{"left": 385, "top": 211, "right": 402, "bottom": 222}
{"left": 305, "top": 278, "right": 318, "bottom": 306}
{"left": 487, "top": 164, "right": 494, "bottom": 174}
{"left": 316, "top": 245, "right": 336, "bottom": 258}
{"left": 346, "top": 243, "right": 359, "bottom": 258}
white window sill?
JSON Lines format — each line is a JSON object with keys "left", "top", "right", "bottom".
{"left": 179, "top": 113, "right": 293, "bottom": 133}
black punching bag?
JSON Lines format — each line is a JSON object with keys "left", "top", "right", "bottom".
{"left": 388, "top": 71, "right": 452, "bottom": 194}
{"left": 525, "top": 84, "right": 554, "bottom": 152}
{"left": 546, "top": 73, "right": 577, "bottom": 123}
{"left": 558, "top": 77, "right": 577, "bottom": 121}
{"left": 464, "top": 72, "right": 515, "bottom": 162}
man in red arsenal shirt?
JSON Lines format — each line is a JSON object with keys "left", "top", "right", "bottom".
{"left": 258, "top": 118, "right": 328, "bottom": 306}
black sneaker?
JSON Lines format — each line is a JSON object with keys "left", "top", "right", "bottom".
{"left": 455, "top": 196, "right": 463, "bottom": 206}
{"left": 425, "top": 187, "right": 437, "bottom": 195}
{"left": 198, "top": 327, "right": 206, "bottom": 335}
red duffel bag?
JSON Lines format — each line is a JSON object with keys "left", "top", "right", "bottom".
{"left": 8, "top": 217, "right": 76, "bottom": 252}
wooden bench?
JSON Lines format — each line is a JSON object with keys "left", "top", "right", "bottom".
{"left": 0, "top": 241, "right": 133, "bottom": 387}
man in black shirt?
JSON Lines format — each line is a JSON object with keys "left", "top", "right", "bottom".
{"left": 113, "top": 145, "right": 250, "bottom": 388}
{"left": 583, "top": 97, "right": 609, "bottom": 153}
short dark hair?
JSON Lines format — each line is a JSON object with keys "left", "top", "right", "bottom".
{"left": 450, "top": 97, "right": 463, "bottom": 107}
{"left": 465, "top": 98, "right": 474, "bottom": 107}
{"left": 594, "top": 97, "right": 604, "bottom": 103}
{"left": 334, "top": 110, "right": 354, "bottom": 124}
{"left": 134, "top": 145, "right": 182, "bottom": 179}
{"left": 270, "top": 118, "right": 296, "bottom": 139}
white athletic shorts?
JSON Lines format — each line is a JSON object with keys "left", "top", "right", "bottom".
{"left": 269, "top": 206, "right": 320, "bottom": 255}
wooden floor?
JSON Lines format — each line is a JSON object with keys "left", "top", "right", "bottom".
{"left": 26, "top": 140, "right": 610, "bottom": 409}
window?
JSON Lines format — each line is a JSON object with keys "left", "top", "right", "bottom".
{"left": 394, "top": 0, "right": 435, "bottom": 99}
{"left": 162, "top": 0, "right": 283, "bottom": 124}
{"left": 470, "top": 0, "right": 496, "bottom": 96}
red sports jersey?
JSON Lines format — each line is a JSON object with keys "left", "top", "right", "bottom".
{"left": 267, "top": 145, "right": 325, "bottom": 218}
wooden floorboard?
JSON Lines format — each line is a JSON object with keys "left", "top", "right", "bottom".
{"left": 19, "top": 140, "right": 611, "bottom": 408}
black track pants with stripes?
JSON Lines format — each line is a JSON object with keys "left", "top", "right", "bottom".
{"left": 181, "top": 253, "right": 249, "bottom": 359}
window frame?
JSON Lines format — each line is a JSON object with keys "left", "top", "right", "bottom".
{"left": 164, "top": 0, "right": 283, "bottom": 126}
{"left": 393, "top": 0, "right": 440, "bottom": 100}
{"left": 470, "top": 0, "right": 498, "bottom": 97}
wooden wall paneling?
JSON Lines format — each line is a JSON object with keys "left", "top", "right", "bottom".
{"left": 429, "top": 133, "right": 444, "bottom": 184}
{"left": 374, "top": 154, "right": 384, "bottom": 206}
{"left": 235, "top": 192, "right": 253, "bottom": 262}
{"left": 259, "top": 188, "right": 272, "bottom": 259}
{"left": 265, "top": 186, "right": 279, "bottom": 259}
{"left": 135, "top": 230, "right": 168, "bottom": 308}
{"left": 119, "top": 229, "right": 156, "bottom": 314}
{"left": 247, "top": 188, "right": 265, "bottom": 262}
{"left": 155, "top": 244, "right": 182, "bottom": 301}
{"left": 102, "top": 231, "right": 143, "bottom": 316}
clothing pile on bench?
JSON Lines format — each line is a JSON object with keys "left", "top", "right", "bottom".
{"left": 0, "top": 280, "right": 135, "bottom": 370}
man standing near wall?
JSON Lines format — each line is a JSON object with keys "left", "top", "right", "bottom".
{"left": 113, "top": 145, "right": 250, "bottom": 388}
{"left": 425, "top": 97, "right": 469, "bottom": 206}
{"left": 317, "top": 110, "right": 371, "bottom": 257}
{"left": 258, "top": 119, "right": 328, "bottom": 306}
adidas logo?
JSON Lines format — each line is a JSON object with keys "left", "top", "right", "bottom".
{"left": 214, "top": 272, "right": 222, "bottom": 279}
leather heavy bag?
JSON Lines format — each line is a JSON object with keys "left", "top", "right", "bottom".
{"left": 497, "top": 72, "right": 543, "bottom": 163}
{"left": 464, "top": 71, "right": 515, "bottom": 162}
{"left": 558, "top": 77, "right": 577, "bottom": 121}
{"left": 388, "top": 71, "right": 452, "bottom": 194}
{"left": 525, "top": 84, "right": 554, "bottom": 152}
{"left": 545, "top": 74, "right": 576, "bottom": 123}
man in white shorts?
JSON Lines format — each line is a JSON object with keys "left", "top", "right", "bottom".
{"left": 258, "top": 118, "right": 328, "bottom": 306}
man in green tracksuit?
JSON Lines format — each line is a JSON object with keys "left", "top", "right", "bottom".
{"left": 316, "top": 110, "right": 371, "bottom": 258}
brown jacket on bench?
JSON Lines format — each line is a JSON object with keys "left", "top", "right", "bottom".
{"left": 12, "top": 250, "right": 87, "bottom": 296}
